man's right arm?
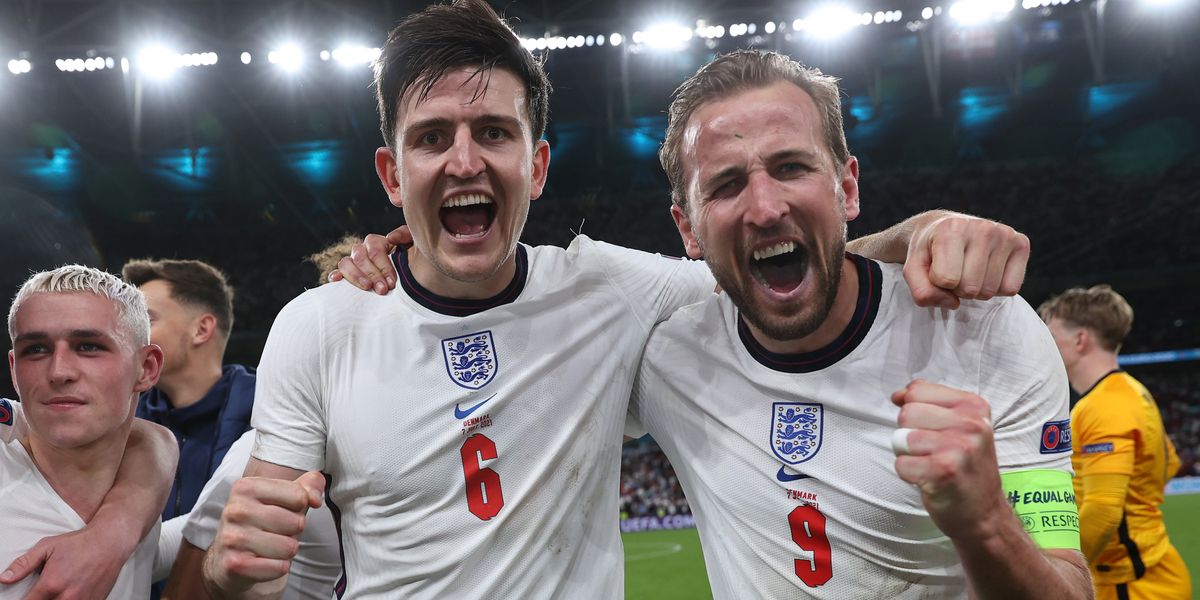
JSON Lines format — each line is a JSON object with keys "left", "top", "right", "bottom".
{"left": 201, "top": 458, "right": 323, "bottom": 600}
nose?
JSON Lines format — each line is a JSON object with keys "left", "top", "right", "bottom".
{"left": 742, "top": 171, "right": 788, "bottom": 229}
{"left": 445, "top": 126, "right": 485, "bottom": 179}
{"left": 47, "top": 344, "right": 80, "bottom": 386}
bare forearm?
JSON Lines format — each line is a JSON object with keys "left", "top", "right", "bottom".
{"left": 955, "top": 516, "right": 1092, "bottom": 600}
{"left": 847, "top": 209, "right": 953, "bottom": 263}
{"left": 91, "top": 419, "right": 178, "bottom": 548}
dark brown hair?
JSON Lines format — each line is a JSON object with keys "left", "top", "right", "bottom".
{"left": 122, "top": 259, "right": 235, "bottom": 338}
{"left": 373, "top": 0, "right": 551, "bottom": 150}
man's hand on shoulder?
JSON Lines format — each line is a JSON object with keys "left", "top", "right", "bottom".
{"left": 904, "top": 213, "right": 1030, "bottom": 309}
{"left": 327, "top": 226, "right": 411, "bottom": 295}
{"left": 203, "top": 471, "right": 324, "bottom": 597}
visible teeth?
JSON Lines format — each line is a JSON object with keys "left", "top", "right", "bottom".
{"left": 752, "top": 241, "right": 796, "bottom": 262}
{"left": 443, "top": 194, "right": 493, "bottom": 208}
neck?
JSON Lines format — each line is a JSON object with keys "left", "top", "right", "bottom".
{"left": 1066, "top": 352, "right": 1121, "bottom": 395}
{"left": 749, "top": 256, "right": 859, "bottom": 355}
{"left": 405, "top": 246, "right": 518, "bottom": 300}
{"left": 21, "top": 422, "right": 132, "bottom": 522}
{"left": 159, "top": 358, "right": 224, "bottom": 410}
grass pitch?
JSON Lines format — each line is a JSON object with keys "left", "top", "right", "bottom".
{"left": 624, "top": 494, "right": 1200, "bottom": 599}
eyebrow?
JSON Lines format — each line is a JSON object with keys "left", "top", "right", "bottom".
{"left": 700, "top": 148, "right": 825, "bottom": 192}
{"left": 14, "top": 329, "right": 112, "bottom": 344}
{"left": 404, "top": 114, "right": 524, "bottom": 136}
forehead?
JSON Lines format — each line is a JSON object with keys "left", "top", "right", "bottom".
{"left": 398, "top": 66, "right": 530, "bottom": 129}
{"left": 13, "top": 292, "right": 123, "bottom": 337}
{"left": 681, "top": 81, "right": 826, "bottom": 172}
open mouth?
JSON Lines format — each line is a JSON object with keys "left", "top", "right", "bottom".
{"left": 439, "top": 193, "right": 496, "bottom": 239}
{"left": 750, "top": 241, "right": 808, "bottom": 294}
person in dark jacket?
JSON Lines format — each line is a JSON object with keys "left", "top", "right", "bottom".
{"left": 121, "top": 259, "right": 254, "bottom": 587}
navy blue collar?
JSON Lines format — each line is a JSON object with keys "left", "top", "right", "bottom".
{"left": 738, "top": 254, "right": 882, "bottom": 374}
{"left": 140, "top": 364, "right": 252, "bottom": 423}
{"left": 392, "top": 245, "right": 528, "bottom": 317}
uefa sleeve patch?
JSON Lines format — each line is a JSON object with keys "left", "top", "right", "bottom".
{"left": 0, "top": 398, "right": 12, "bottom": 427}
{"left": 1039, "top": 419, "right": 1072, "bottom": 454}
{"left": 1082, "top": 442, "right": 1114, "bottom": 454}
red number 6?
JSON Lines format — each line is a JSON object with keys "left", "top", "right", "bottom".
{"left": 460, "top": 434, "right": 504, "bottom": 520}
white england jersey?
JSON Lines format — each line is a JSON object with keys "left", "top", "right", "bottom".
{"left": 184, "top": 429, "right": 340, "bottom": 599}
{"left": 0, "top": 439, "right": 159, "bottom": 599}
{"left": 252, "top": 236, "right": 713, "bottom": 599}
{"left": 630, "top": 255, "right": 1072, "bottom": 600}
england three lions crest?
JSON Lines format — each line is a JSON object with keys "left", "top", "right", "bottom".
{"left": 442, "top": 331, "right": 498, "bottom": 390}
{"left": 771, "top": 402, "right": 823, "bottom": 465}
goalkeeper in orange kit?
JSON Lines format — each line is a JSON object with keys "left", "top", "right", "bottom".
{"left": 1040, "top": 285, "right": 1192, "bottom": 600}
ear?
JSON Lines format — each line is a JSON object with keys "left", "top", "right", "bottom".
{"left": 670, "top": 203, "right": 703, "bottom": 260}
{"left": 1075, "top": 328, "right": 1091, "bottom": 353}
{"left": 134, "top": 344, "right": 165, "bottom": 393}
{"left": 193, "top": 313, "right": 218, "bottom": 346}
{"left": 375, "top": 147, "right": 404, "bottom": 209}
{"left": 840, "top": 155, "right": 861, "bottom": 222}
{"left": 528, "top": 139, "right": 551, "bottom": 202}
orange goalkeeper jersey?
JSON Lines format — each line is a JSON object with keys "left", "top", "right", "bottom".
{"left": 1071, "top": 370, "right": 1181, "bottom": 585}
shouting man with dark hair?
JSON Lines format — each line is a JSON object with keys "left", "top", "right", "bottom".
{"left": 203, "top": 1, "right": 1036, "bottom": 598}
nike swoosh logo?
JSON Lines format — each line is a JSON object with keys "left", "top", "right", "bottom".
{"left": 454, "top": 394, "right": 497, "bottom": 419}
{"left": 777, "top": 466, "right": 812, "bottom": 482}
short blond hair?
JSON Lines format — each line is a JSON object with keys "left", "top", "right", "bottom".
{"left": 1037, "top": 284, "right": 1133, "bottom": 352}
{"left": 8, "top": 265, "right": 150, "bottom": 348}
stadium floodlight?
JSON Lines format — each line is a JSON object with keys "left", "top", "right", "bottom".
{"left": 332, "top": 45, "right": 380, "bottom": 66}
{"left": 268, "top": 44, "right": 304, "bottom": 72}
{"left": 240, "top": 51, "right": 252, "bottom": 65}
{"left": 609, "top": 33, "right": 623, "bottom": 46}
{"left": 804, "top": 5, "right": 864, "bottom": 38}
{"left": 923, "top": 6, "right": 935, "bottom": 18}
{"left": 8, "top": 59, "right": 32, "bottom": 75}
{"left": 635, "top": 23, "right": 692, "bottom": 50}
{"left": 765, "top": 21, "right": 778, "bottom": 34}
{"left": 137, "top": 46, "right": 182, "bottom": 79}
{"left": 948, "top": 0, "right": 1016, "bottom": 25}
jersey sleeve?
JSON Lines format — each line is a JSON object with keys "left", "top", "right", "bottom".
{"left": 0, "top": 399, "right": 26, "bottom": 443}
{"left": 183, "top": 430, "right": 255, "bottom": 550}
{"left": 579, "top": 236, "right": 714, "bottom": 328}
{"left": 251, "top": 292, "right": 328, "bottom": 472}
{"left": 977, "top": 296, "right": 1073, "bottom": 473}
{"left": 977, "top": 297, "right": 1079, "bottom": 550}
{"left": 1073, "top": 393, "right": 1137, "bottom": 477}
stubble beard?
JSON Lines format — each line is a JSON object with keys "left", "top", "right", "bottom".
{"left": 696, "top": 212, "right": 848, "bottom": 346}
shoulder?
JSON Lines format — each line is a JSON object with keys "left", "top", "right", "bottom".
{"left": 646, "top": 294, "right": 728, "bottom": 352}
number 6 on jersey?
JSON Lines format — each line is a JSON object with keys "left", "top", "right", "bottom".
{"left": 460, "top": 433, "right": 504, "bottom": 520}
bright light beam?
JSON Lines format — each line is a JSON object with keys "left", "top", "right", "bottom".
{"left": 268, "top": 44, "right": 304, "bottom": 72}
{"left": 637, "top": 23, "right": 692, "bottom": 50}
{"left": 804, "top": 5, "right": 864, "bottom": 39}
{"left": 948, "top": 0, "right": 1016, "bottom": 25}
{"left": 137, "top": 46, "right": 182, "bottom": 79}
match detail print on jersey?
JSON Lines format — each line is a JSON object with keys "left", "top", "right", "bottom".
{"left": 1001, "top": 469, "right": 1081, "bottom": 550}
